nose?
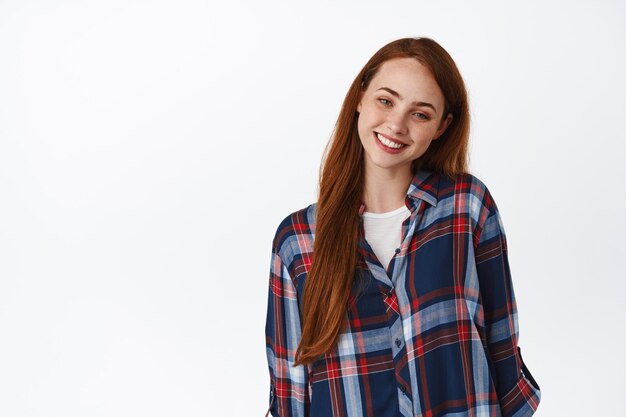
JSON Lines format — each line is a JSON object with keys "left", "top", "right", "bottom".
{"left": 386, "top": 109, "right": 408, "bottom": 136}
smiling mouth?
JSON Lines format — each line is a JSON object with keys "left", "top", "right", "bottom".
{"left": 375, "top": 132, "right": 407, "bottom": 149}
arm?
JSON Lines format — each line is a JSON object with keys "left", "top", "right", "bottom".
{"left": 475, "top": 196, "right": 541, "bottom": 417}
{"left": 264, "top": 246, "right": 310, "bottom": 417}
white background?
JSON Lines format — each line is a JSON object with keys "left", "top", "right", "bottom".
{"left": 1, "top": 1, "right": 624, "bottom": 416}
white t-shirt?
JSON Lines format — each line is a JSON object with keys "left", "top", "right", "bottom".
{"left": 362, "top": 205, "right": 411, "bottom": 272}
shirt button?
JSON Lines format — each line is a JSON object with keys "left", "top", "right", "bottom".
{"left": 395, "top": 248, "right": 400, "bottom": 254}
{"left": 400, "top": 385, "right": 407, "bottom": 394}
{"left": 395, "top": 338, "right": 401, "bottom": 348}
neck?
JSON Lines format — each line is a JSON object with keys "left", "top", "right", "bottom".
{"left": 361, "top": 165, "right": 413, "bottom": 214}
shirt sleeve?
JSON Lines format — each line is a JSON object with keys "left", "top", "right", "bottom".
{"left": 475, "top": 199, "right": 542, "bottom": 417}
{"left": 264, "top": 246, "right": 310, "bottom": 417}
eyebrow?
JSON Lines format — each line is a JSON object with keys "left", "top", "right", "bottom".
{"left": 376, "top": 87, "right": 437, "bottom": 113}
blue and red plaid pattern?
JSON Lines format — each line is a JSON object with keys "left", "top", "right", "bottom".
{"left": 264, "top": 169, "right": 541, "bottom": 417}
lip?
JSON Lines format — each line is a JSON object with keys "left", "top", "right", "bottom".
{"left": 375, "top": 132, "right": 408, "bottom": 146}
{"left": 373, "top": 132, "right": 409, "bottom": 154}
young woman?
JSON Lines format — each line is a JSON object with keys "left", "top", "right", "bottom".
{"left": 264, "top": 37, "right": 541, "bottom": 417}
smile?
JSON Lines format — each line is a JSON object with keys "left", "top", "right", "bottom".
{"left": 374, "top": 132, "right": 408, "bottom": 153}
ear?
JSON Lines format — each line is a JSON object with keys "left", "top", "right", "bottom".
{"left": 433, "top": 113, "right": 453, "bottom": 140}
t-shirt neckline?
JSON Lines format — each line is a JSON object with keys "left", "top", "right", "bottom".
{"left": 362, "top": 205, "right": 408, "bottom": 219}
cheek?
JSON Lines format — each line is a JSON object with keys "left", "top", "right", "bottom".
{"left": 415, "top": 125, "right": 440, "bottom": 139}
{"left": 360, "top": 111, "right": 382, "bottom": 134}
{"left": 357, "top": 111, "right": 372, "bottom": 131}
{"left": 357, "top": 122, "right": 369, "bottom": 144}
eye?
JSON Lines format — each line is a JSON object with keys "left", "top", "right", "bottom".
{"left": 378, "top": 97, "right": 431, "bottom": 120}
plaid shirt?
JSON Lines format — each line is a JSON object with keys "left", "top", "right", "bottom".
{"left": 264, "top": 169, "right": 541, "bottom": 417}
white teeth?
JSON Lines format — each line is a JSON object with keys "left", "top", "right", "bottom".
{"left": 376, "top": 133, "right": 405, "bottom": 149}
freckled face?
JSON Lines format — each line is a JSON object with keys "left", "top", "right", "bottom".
{"left": 356, "top": 57, "right": 453, "bottom": 174}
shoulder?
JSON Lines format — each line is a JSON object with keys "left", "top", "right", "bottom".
{"left": 434, "top": 172, "right": 501, "bottom": 232}
{"left": 271, "top": 202, "right": 317, "bottom": 265}
{"left": 438, "top": 171, "right": 499, "bottom": 212}
{"left": 436, "top": 171, "right": 490, "bottom": 199}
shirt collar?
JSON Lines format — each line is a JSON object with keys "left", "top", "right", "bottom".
{"left": 358, "top": 169, "right": 439, "bottom": 216}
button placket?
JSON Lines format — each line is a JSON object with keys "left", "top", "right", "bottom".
{"left": 389, "top": 318, "right": 405, "bottom": 357}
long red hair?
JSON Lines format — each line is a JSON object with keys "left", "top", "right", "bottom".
{"left": 293, "top": 37, "right": 471, "bottom": 366}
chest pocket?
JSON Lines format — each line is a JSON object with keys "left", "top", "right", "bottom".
{"left": 407, "top": 232, "right": 457, "bottom": 296}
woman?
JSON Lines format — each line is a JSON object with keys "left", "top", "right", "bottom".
{"left": 264, "top": 37, "right": 541, "bottom": 417}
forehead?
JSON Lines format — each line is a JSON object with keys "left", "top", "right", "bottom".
{"left": 369, "top": 58, "right": 444, "bottom": 104}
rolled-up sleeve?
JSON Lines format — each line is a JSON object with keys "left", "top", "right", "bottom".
{"left": 264, "top": 246, "right": 310, "bottom": 417}
{"left": 475, "top": 197, "right": 541, "bottom": 417}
